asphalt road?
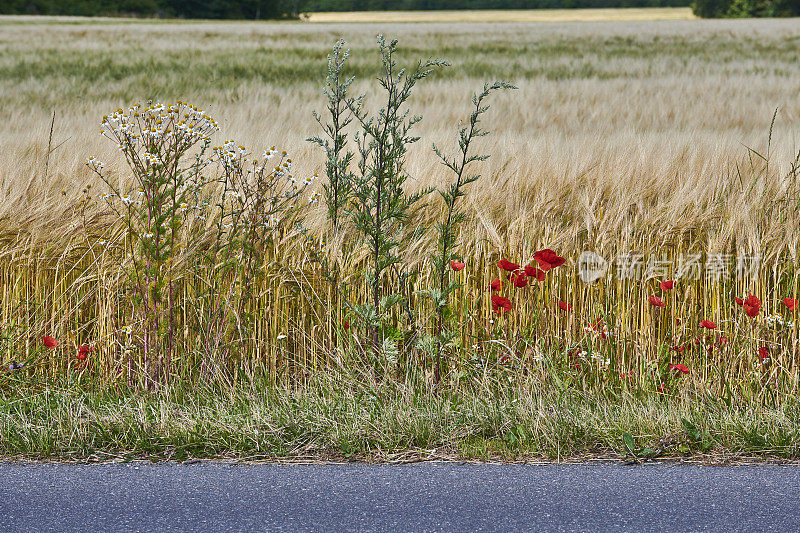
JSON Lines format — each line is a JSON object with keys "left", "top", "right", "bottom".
{"left": 1, "top": 461, "right": 798, "bottom": 532}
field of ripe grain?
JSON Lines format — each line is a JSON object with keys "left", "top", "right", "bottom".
{"left": 303, "top": 7, "right": 695, "bottom": 22}
{"left": 2, "top": 16, "right": 799, "bottom": 229}
{"left": 1, "top": 15, "right": 799, "bottom": 395}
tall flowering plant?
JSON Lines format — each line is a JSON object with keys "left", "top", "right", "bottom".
{"left": 87, "top": 101, "right": 308, "bottom": 388}
{"left": 87, "top": 101, "right": 218, "bottom": 386}
{"left": 199, "top": 141, "right": 309, "bottom": 367}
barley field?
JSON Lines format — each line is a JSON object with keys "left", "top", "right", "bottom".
{"left": 1, "top": 14, "right": 800, "bottom": 402}
{"left": 303, "top": 7, "right": 695, "bottom": 22}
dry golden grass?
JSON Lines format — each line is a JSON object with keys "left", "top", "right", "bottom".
{"left": 1, "top": 16, "right": 799, "bottom": 392}
{"left": 303, "top": 7, "right": 695, "bottom": 22}
{"left": 3, "top": 17, "right": 799, "bottom": 230}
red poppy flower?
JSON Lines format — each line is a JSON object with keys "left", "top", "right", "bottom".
{"left": 648, "top": 295, "right": 665, "bottom": 307}
{"left": 743, "top": 294, "right": 761, "bottom": 318}
{"left": 671, "top": 344, "right": 687, "bottom": 352}
{"left": 498, "top": 258, "right": 520, "bottom": 272}
{"left": 660, "top": 280, "right": 676, "bottom": 291}
{"left": 557, "top": 301, "right": 573, "bottom": 312}
{"left": 734, "top": 297, "right": 744, "bottom": 307}
{"left": 745, "top": 294, "right": 761, "bottom": 307}
{"left": 586, "top": 318, "right": 610, "bottom": 339}
{"left": 343, "top": 320, "right": 350, "bottom": 330}
{"left": 491, "top": 294, "right": 513, "bottom": 314}
{"left": 512, "top": 272, "right": 528, "bottom": 288}
{"left": 699, "top": 320, "right": 716, "bottom": 329}
{"left": 524, "top": 265, "right": 546, "bottom": 281}
{"left": 784, "top": 298, "right": 798, "bottom": 311}
{"left": 533, "top": 249, "right": 565, "bottom": 271}
{"left": 42, "top": 336, "right": 58, "bottom": 349}
{"left": 76, "top": 344, "right": 95, "bottom": 361}
{"left": 744, "top": 294, "right": 762, "bottom": 308}
{"left": 718, "top": 336, "right": 728, "bottom": 347}
{"left": 450, "top": 260, "right": 465, "bottom": 271}
{"left": 758, "top": 346, "right": 770, "bottom": 360}
{"left": 669, "top": 363, "right": 689, "bottom": 375}
{"left": 490, "top": 278, "right": 502, "bottom": 292}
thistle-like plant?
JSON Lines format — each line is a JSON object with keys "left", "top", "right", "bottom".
{"left": 308, "top": 40, "right": 356, "bottom": 233}
{"left": 344, "top": 36, "right": 448, "bottom": 363}
{"left": 429, "top": 81, "right": 516, "bottom": 383}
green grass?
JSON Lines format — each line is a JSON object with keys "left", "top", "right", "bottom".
{"left": 2, "top": 373, "right": 799, "bottom": 462}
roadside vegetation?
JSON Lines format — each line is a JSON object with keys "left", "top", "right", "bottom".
{"left": 4, "top": 374, "right": 800, "bottom": 462}
{"left": 1, "top": 18, "right": 799, "bottom": 461}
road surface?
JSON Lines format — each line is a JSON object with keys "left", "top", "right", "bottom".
{"left": 1, "top": 462, "right": 798, "bottom": 532}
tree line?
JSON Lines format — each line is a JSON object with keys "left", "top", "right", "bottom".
{"left": 2, "top": 0, "right": 798, "bottom": 20}
{"left": 303, "top": 0, "right": 800, "bottom": 14}
{"left": 691, "top": 0, "right": 799, "bottom": 16}
{"left": 0, "top": 0, "right": 302, "bottom": 18}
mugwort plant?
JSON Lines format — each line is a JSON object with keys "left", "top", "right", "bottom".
{"left": 426, "top": 81, "right": 516, "bottom": 383}
{"left": 309, "top": 36, "right": 449, "bottom": 373}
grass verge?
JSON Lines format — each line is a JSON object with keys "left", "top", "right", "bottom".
{"left": 2, "top": 373, "right": 799, "bottom": 463}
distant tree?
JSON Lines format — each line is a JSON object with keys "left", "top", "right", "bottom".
{"left": 691, "top": 0, "right": 800, "bottom": 14}
{"left": 726, "top": 0, "right": 766, "bottom": 15}
{"left": 691, "top": 0, "right": 728, "bottom": 16}
{"left": 119, "top": 0, "right": 160, "bottom": 15}
{"left": 0, "top": 0, "right": 301, "bottom": 18}
{"left": 3, "top": 0, "right": 795, "bottom": 18}
{"left": 769, "top": 0, "right": 800, "bottom": 14}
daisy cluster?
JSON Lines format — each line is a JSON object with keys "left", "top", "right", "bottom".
{"left": 211, "top": 140, "right": 319, "bottom": 204}
{"left": 86, "top": 156, "right": 104, "bottom": 170}
{"left": 765, "top": 313, "right": 795, "bottom": 329}
{"left": 99, "top": 101, "right": 219, "bottom": 150}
